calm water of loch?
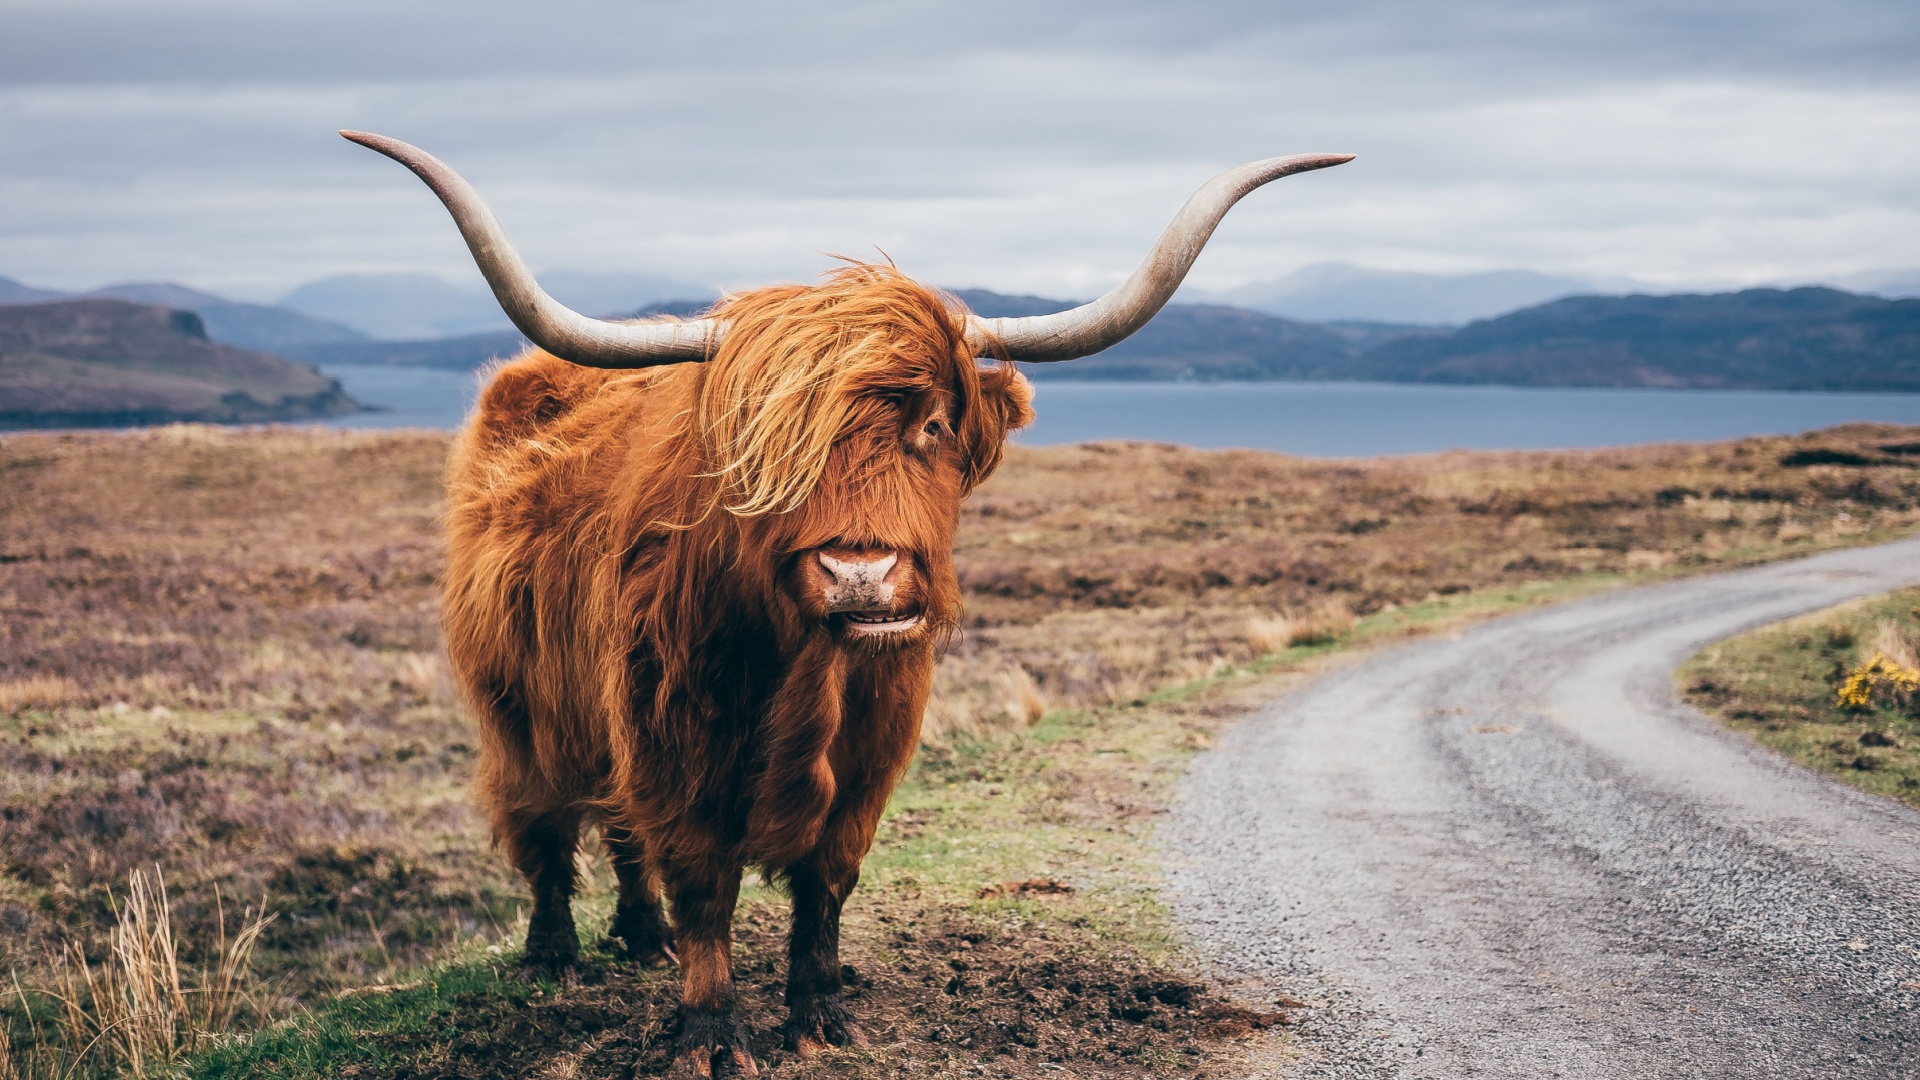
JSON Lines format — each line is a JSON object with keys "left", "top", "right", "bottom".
{"left": 317, "top": 364, "right": 1920, "bottom": 459}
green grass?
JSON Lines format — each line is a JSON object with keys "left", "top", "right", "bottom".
{"left": 1682, "top": 585, "right": 1920, "bottom": 808}
{"left": 189, "top": 963, "right": 532, "bottom": 1079}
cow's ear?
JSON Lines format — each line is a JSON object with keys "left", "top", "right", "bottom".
{"left": 958, "top": 361, "right": 1033, "bottom": 492}
{"left": 981, "top": 362, "right": 1034, "bottom": 436}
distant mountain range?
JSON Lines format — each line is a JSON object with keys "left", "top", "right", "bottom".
{"left": 277, "top": 271, "right": 713, "bottom": 339}
{"left": 272, "top": 285, "right": 1920, "bottom": 392}
{"left": 0, "top": 277, "right": 369, "bottom": 353}
{"left": 274, "top": 300, "right": 717, "bottom": 369}
{"left": 1197, "top": 261, "right": 1920, "bottom": 325}
{"left": 0, "top": 271, "right": 714, "bottom": 344}
{"left": 1839, "top": 269, "right": 1920, "bottom": 301}
{"left": 267, "top": 292, "right": 1433, "bottom": 377}
{"left": 981, "top": 286, "right": 1920, "bottom": 389}
{"left": 5, "top": 271, "right": 1919, "bottom": 400}
{"left": 0, "top": 298, "right": 359, "bottom": 428}
{"left": 1204, "top": 264, "right": 1622, "bottom": 324}
{"left": 0, "top": 278, "right": 69, "bottom": 305}
{"left": 1354, "top": 287, "right": 1920, "bottom": 391}
{"left": 954, "top": 289, "right": 1436, "bottom": 380}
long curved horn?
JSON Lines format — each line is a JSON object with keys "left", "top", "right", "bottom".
{"left": 967, "top": 153, "right": 1354, "bottom": 363}
{"left": 340, "top": 131, "right": 715, "bottom": 368}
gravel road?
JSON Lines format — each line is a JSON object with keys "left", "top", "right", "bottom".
{"left": 1165, "top": 537, "right": 1920, "bottom": 1078}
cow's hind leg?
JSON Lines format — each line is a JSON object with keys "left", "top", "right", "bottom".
{"left": 603, "top": 826, "right": 674, "bottom": 964}
{"left": 663, "top": 860, "right": 755, "bottom": 1077}
{"left": 502, "top": 808, "right": 582, "bottom": 980}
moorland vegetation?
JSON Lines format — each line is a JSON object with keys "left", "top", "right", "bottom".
{"left": 4, "top": 422, "right": 1920, "bottom": 1077}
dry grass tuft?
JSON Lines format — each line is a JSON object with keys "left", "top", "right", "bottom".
{"left": 998, "top": 665, "right": 1049, "bottom": 727}
{"left": 1244, "top": 598, "right": 1355, "bottom": 654}
{"left": 918, "top": 664, "right": 1051, "bottom": 748}
{"left": 1872, "top": 619, "right": 1920, "bottom": 671}
{"left": 1, "top": 869, "right": 272, "bottom": 1080}
{"left": 0, "top": 676, "right": 79, "bottom": 715}
{"left": 914, "top": 693, "right": 977, "bottom": 750}
{"left": 1288, "top": 598, "right": 1356, "bottom": 648}
{"left": 1243, "top": 615, "right": 1294, "bottom": 656}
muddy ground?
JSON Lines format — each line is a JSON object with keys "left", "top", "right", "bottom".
{"left": 238, "top": 900, "right": 1294, "bottom": 1080}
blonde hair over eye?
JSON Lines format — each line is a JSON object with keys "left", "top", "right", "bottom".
{"left": 695, "top": 264, "right": 1002, "bottom": 516}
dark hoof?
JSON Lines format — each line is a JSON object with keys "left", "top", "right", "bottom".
{"left": 599, "top": 934, "right": 676, "bottom": 966}
{"left": 519, "top": 925, "right": 580, "bottom": 986}
{"left": 518, "top": 952, "right": 580, "bottom": 987}
{"left": 608, "top": 908, "right": 677, "bottom": 965}
{"left": 670, "top": 1009, "right": 757, "bottom": 1078}
{"left": 780, "top": 993, "right": 869, "bottom": 1056}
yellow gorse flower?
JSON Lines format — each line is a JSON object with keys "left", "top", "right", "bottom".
{"left": 1837, "top": 651, "right": 1920, "bottom": 710}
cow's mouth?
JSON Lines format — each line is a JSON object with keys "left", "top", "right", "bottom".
{"left": 841, "top": 609, "right": 924, "bottom": 636}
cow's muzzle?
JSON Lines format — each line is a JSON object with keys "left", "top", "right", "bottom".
{"left": 815, "top": 550, "right": 922, "bottom": 635}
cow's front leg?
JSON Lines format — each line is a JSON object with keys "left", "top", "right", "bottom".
{"left": 664, "top": 860, "right": 755, "bottom": 1078}
{"left": 778, "top": 856, "right": 868, "bottom": 1054}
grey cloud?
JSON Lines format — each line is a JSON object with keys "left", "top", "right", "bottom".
{"left": 0, "top": 1, "right": 1915, "bottom": 297}
{"left": 3, "top": 1, "right": 1914, "bottom": 88}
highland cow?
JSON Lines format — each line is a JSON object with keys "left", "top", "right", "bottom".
{"left": 344, "top": 130, "right": 1348, "bottom": 1077}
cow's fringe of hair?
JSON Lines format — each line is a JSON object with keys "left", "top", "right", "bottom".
{"left": 696, "top": 263, "right": 978, "bottom": 517}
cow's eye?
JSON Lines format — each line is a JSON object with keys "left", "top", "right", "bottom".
{"left": 922, "top": 417, "right": 947, "bottom": 441}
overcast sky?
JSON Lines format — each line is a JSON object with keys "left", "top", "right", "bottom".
{"left": 2, "top": 0, "right": 1916, "bottom": 299}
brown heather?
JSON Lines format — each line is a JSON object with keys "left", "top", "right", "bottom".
{"left": 3, "top": 420, "right": 1919, "bottom": 1069}
{"left": 933, "top": 423, "right": 1920, "bottom": 736}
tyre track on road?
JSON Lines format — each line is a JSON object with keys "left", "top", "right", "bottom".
{"left": 1166, "top": 538, "right": 1920, "bottom": 1078}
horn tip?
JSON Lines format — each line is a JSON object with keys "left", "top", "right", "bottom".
{"left": 1280, "top": 152, "right": 1356, "bottom": 177}
{"left": 340, "top": 130, "right": 405, "bottom": 156}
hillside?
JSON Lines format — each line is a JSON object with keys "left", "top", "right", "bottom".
{"left": 1020, "top": 302, "right": 1356, "bottom": 380}
{"left": 87, "top": 283, "right": 371, "bottom": 353}
{"left": 964, "top": 285, "right": 1920, "bottom": 388}
{"left": 0, "top": 275, "right": 69, "bottom": 304}
{"left": 279, "top": 300, "right": 714, "bottom": 368}
{"left": 0, "top": 277, "right": 370, "bottom": 353}
{"left": 1361, "top": 287, "right": 1920, "bottom": 390}
{"left": 1213, "top": 262, "right": 1616, "bottom": 324}
{"left": 305, "top": 285, "right": 1917, "bottom": 391}
{"left": 953, "top": 288, "right": 1429, "bottom": 380}
{"left": 279, "top": 271, "right": 714, "bottom": 339}
{"left": 287, "top": 290, "right": 1430, "bottom": 377}
{"left": 0, "top": 299, "right": 361, "bottom": 428}
{"left": 11, "top": 275, "right": 1917, "bottom": 393}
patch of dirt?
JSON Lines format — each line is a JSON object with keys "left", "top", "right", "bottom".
{"left": 327, "top": 906, "right": 1294, "bottom": 1079}
{"left": 975, "top": 878, "right": 1075, "bottom": 899}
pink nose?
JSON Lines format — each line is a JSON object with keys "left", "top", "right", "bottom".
{"left": 817, "top": 551, "right": 899, "bottom": 611}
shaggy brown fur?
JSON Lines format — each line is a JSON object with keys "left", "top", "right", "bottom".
{"left": 441, "top": 265, "right": 1034, "bottom": 1075}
